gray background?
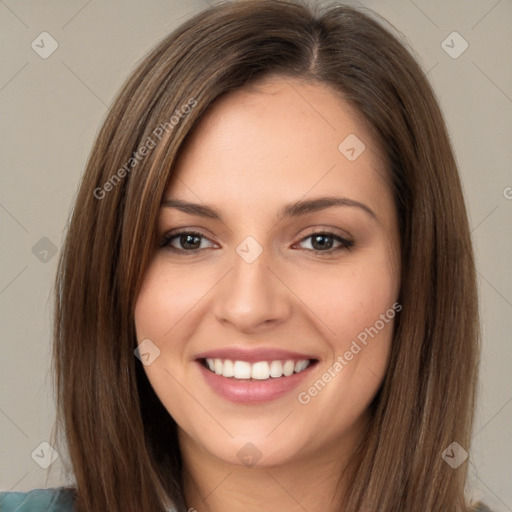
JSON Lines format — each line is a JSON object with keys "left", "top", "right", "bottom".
{"left": 0, "top": 0, "right": 510, "bottom": 510}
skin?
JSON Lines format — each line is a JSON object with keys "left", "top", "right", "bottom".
{"left": 134, "top": 76, "right": 401, "bottom": 512}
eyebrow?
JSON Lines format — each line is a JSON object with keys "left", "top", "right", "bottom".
{"left": 161, "top": 196, "right": 379, "bottom": 223}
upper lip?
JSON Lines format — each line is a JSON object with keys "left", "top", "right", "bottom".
{"left": 194, "top": 347, "right": 318, "bottom": 363}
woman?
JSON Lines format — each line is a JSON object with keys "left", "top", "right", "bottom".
{"left": 0, "top": 0, "right": 490, "bottom": 510}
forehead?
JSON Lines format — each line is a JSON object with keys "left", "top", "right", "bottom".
{"left": 166, "top": 77, "right": 390, "bottom": 220}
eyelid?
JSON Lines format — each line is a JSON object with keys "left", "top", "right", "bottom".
{"left": 297, "top": 225, "right": 353, "bottom": 242}
{"left": 159, "top": 228, "right": 217, "bottom": 249}
{"left": 159, "top": 226, "right": 354, "bottom": 255}
{"left": 293, "top": 228, "right": 354, "bottom": 254}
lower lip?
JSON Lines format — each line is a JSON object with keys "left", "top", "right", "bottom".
{"left": 196, "top": 360, "right": 317, "bottom": 404}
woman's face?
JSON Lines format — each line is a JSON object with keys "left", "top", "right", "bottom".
{"left": 134, "top": 76, "right": 401, "bottom": 469}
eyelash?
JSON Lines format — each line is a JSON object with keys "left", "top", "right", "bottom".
{"left": 158, "top": 229, "right": 354, "bottom": 256}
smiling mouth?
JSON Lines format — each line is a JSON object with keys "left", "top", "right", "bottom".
{"left": 199, "top": 358, "right": 318, "bottom": 381}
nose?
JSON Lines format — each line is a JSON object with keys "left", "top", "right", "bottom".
{"left": 212, "top": 245, "right": 291, "bottom": 334}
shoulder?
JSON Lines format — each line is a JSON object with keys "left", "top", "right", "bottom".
{"left": 0, "top": 487, "right": 76, "bottom": 511}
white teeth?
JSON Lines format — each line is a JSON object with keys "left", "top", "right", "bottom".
{"left": 283, "top": 360, "right": 295, "bottom": 376}
{"left": 233, "top": 360, "right": 251, "bottom": 379}
{"left": 295, "top": 360, "right": 309, "bottom": 372}
{"left": 223, "top": 359, "right": 234, "bottom": 377}
{"left": 269, "top": 360, "right": 283, "bottom": 378}
{"left": 251, "top": 361, "right": 270, "bottom": 380}
{"left": 204, "top": 358, "right": 312, "bottom": 380}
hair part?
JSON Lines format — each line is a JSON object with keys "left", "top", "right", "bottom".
{"left": 53, "top": 1, "right": 480, "bottom": 510}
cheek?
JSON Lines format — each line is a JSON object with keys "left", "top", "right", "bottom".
{"left": 134, "top": 260, "right": 207, "bottom": 342}
{"left": 293, "top": 251, "right": 399, "bottom": 344}
{"left": 133, "top": 262, "right": 200, "bottom": 417}
{"left": 294, "top": 272, "right": 397, "bottom": 434}
{"left": 133, "top": 259, "right": 220, "bottom": 402}
{"left": 292, "top": 241, "right": 399, "bottom": 407}
{"left": 134, "top": 278, "right": 176, "bottom": 341}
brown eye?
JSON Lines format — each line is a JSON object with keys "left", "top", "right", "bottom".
{"left": 160, "top": 231, "right": 214, "bottom": 252}
{"left": 297, "top": 231, "right": 354, "bottom": 254}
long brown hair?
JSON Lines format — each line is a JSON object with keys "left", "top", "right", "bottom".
{"left": 52, "top": 1, "right": 481, "bottom": 510}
